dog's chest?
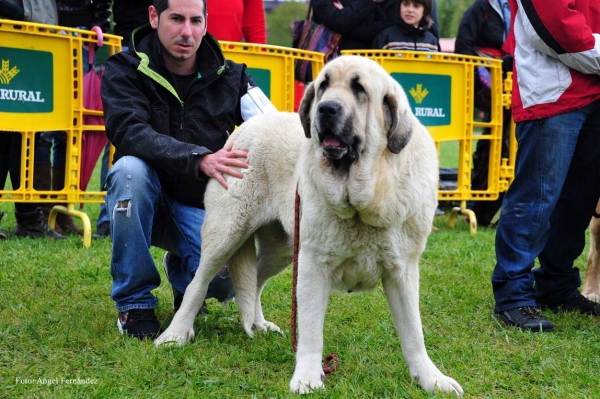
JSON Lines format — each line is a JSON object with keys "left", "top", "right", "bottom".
{"left": 319, "top": 231, "right": 396, "bottom": 293}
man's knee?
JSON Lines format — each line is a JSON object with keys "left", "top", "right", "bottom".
{"left": 108, "top": 156, "right": 159, "bottom": 188}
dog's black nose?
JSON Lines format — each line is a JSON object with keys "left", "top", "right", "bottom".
{"left": 318, "top": 101, "right": 341, "bottom": 118}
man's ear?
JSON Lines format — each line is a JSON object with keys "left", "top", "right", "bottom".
{"left": 298, "top": 82, "right": 315, "bottom": 138}
{"left": 149, "top": 6, "right": 158, "bottom": 29}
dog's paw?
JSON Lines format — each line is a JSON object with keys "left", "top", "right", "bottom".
{"left": 254, "top": 320, "right": 283, "bottom": 334}
{"left": 415, "top": 372, "right": 463, "bottom": 396}
{"left": 154, "top": 328, "right": 195, "bottom": 347}
{"left": 289, "top": 370, "right": 325, "bottom": 394}
{"left": 582, "top": 290, "right": 600, "bottom": 303}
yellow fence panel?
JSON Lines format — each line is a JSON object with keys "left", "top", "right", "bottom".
{"left": 1, "top": 21, "right": 516, "bottom": 241}
{"left": 0, "top": 19, "right": 121, "bottom": 246}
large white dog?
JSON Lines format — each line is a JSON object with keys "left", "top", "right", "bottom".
{"left": 155, "top": 56, "right": 463, "bottom": 396}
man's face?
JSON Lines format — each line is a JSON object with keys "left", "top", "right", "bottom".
{"left": 149, "top": 0, "right": 207, "bottom": 72}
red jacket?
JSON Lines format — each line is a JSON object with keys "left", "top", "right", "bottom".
{"left": 206, "top": 0, "right": 266, "bottom": 44}
{"left": 503, "top": 0, "right": 600, "bottom": 122}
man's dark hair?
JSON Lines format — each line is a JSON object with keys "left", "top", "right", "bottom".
{"left": 154, "top": 0, "right": 207, "bottom": 17}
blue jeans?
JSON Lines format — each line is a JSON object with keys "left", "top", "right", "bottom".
{"left": 96, "top": 142, "right": 110, "bottom": 227}
{"left": 492, "top": 100, "right": 600, "bottom": 312}
{"left": 106, "top": 156, "right": 204, "bottom": 312}
{"left": 35, "top": 132, "right": 66, "bottom": 167}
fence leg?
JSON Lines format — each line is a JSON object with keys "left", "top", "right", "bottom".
{"left": 448, "top": 200, "right": 478, "bottom": 234}
{"left": 48, "top": 203, "right": 92, "bottom": 248}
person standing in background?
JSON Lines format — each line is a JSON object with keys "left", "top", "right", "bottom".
{"left": 93, "top": 0, "right": 154, "bottom": 239}
{"left": 0, "top": 0, "right": 66, "bottom": 240}
{"left": 455, "top": 0, "right": 512, "bottom": 227}
{"left": 312, "top": 0, "right": 399, "bottom": 51}
{"left": 205, "top": 0, "right": 266, "bottom": 44}
{"left": 492, "top": 0, "right": 600, "bottom": 332}
{"left": 371, "top": 0, "right": 438, "bottom": 51}
{"left": 33, "top": 0, "right": 112, "bottom": 236}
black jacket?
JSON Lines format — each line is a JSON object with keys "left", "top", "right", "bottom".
{"left": 312, "top": 0, "right": 398, "bottom": 50}
{"left": 454, "top": 0, "right": 507, "bottom": 56}
{"left": 56, "top": 0, "right": 112, "bottom": 32}
{"left": 372, "top": 20, "right": 439, "bottom": 52}
{"left": 112, "top": 0, "right": 154, "bottom": 47}
{"left": 101, "top": 25, "right": 254, "bottom": 207}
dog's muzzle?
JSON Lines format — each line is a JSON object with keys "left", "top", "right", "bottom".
{"left": 316, "top": 101, "right": 358, "bottom": 162}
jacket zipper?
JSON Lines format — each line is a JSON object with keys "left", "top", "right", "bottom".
{"left": 180, "top": 103, "right": 184, "bottom": 134}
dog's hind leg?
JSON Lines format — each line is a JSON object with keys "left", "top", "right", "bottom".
{"left": 253, "top": 223, "right": 292, "bottom": 333}
{"left": 583, "top": 213, "right": 600, "bottom": 302}
{"left": 382, "top": 253, "right": 463, "bottom": 396}
{"left": 228, "top": 236, "right": 259, "bottom": 337}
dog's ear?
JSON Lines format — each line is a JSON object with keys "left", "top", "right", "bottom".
{"left": 298, "top": 81, "right": 315, "bottom": 139}
{"left": 383, "top": 90, "right": 412, "bottom": 154}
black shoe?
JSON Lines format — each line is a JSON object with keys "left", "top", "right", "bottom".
{"left": 14, "top": 209, "right": 66, "bottom": 240}
{"left": 117, "top": 308, "right": 162, "bottom": 339}
{"left": 539, "top": 294, "right": 600, "bottom": 316}
{"left": 92, "top": 221, "right": 111, "bottom": 239}
{"left": 495, "top": 306, "right": 554, "bottom": 332}
{"left": 162, "top": 252, "right": 208, "bottom": 314}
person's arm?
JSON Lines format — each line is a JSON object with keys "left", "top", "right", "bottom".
{"left": 312, "top": 0, "right": 377, "bottom": 35}
{"left": 371, "top": 28, "right": 389, "bottom": 49}
{"left": 519, "top": 0, "right": 600, "bottom": 74}
{"left": 242, "top": 0, "right": 266, "bottom": 44}
{"left": 91, "top": 0, "right": 112, "bottom": 32}
{"left": 454, "top": 1, "right": 485, "bottom": 56}
{"left": 101, "top": 54, "right": 211, "bottom": 182}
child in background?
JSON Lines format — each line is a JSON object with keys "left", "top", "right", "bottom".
{"left": 371, "top": 0, "right": 438, "bottom": 51}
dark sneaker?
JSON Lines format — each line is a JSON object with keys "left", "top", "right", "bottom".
{"left": 539, "top": 294, "right": 600, "bottom": 316}
{"left": 495, "top": 306, "right": 554, "bottom": 332}
{"left": 162, "top": 252, "right": 207, "bottom": 314}
{"left": 117, "top": 309, "right": 162, "bottom": 339}
{"left": 92, "top": 221, "right": 111, "bottom": 239}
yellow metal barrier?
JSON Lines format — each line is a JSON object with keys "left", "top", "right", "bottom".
{"left": 1, "top": 21, "right": 516, "bottom": 241}
{"left": 0, "top": 19, "right": 121, "bottom": 246}
{"left": 220, "top": 41, "right": 324, "bottom": 112}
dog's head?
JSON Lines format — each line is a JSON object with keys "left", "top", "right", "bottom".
{"left": 298, "top": 56, "right": 413, "bottom": 167}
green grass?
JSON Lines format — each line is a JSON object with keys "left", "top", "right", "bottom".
{"left": 1, "top": 151, "right": 598, "bottom": 398}
{"left": 0, "top": 199, "right": 598, "bottom": 398}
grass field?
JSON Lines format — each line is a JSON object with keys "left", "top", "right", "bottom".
{"left": 1, "top": 157, "right": 599, "bottom": 398}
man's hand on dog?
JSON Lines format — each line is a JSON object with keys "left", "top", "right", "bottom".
{"left": 200, "top": 142, "right": 248, "bottom": 189}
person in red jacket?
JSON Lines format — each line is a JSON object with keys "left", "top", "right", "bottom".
{"left": 492, "top": 0, "right": 600, "bottom": 332}
{"left": 205, "top": 0, "right": 266, "bottom": 44}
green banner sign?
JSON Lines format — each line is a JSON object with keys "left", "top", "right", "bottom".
{"left": 0, "top": 47, "right": 53, "bottom": 113}
{"left": 391, "top": 73, "right": 451, "bottom": 127}
{"left": 247, "top": 67, "right": 271, "bottom": 99}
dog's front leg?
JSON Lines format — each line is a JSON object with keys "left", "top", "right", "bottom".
{"left": 290, "top": 248, "right": 332, "bottom": 394}
{"left": 154, "top": 270, "right": 212, "bottom": 347}
{"left": 382, "top": 260, "right": 463, "bottom": 396}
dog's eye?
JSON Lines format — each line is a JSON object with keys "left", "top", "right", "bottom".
{"left": 319, "top": 75, "right": 330, "bottom": 93}
{"left": 351, "top": 78, "right": 366, "bottom": 98}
